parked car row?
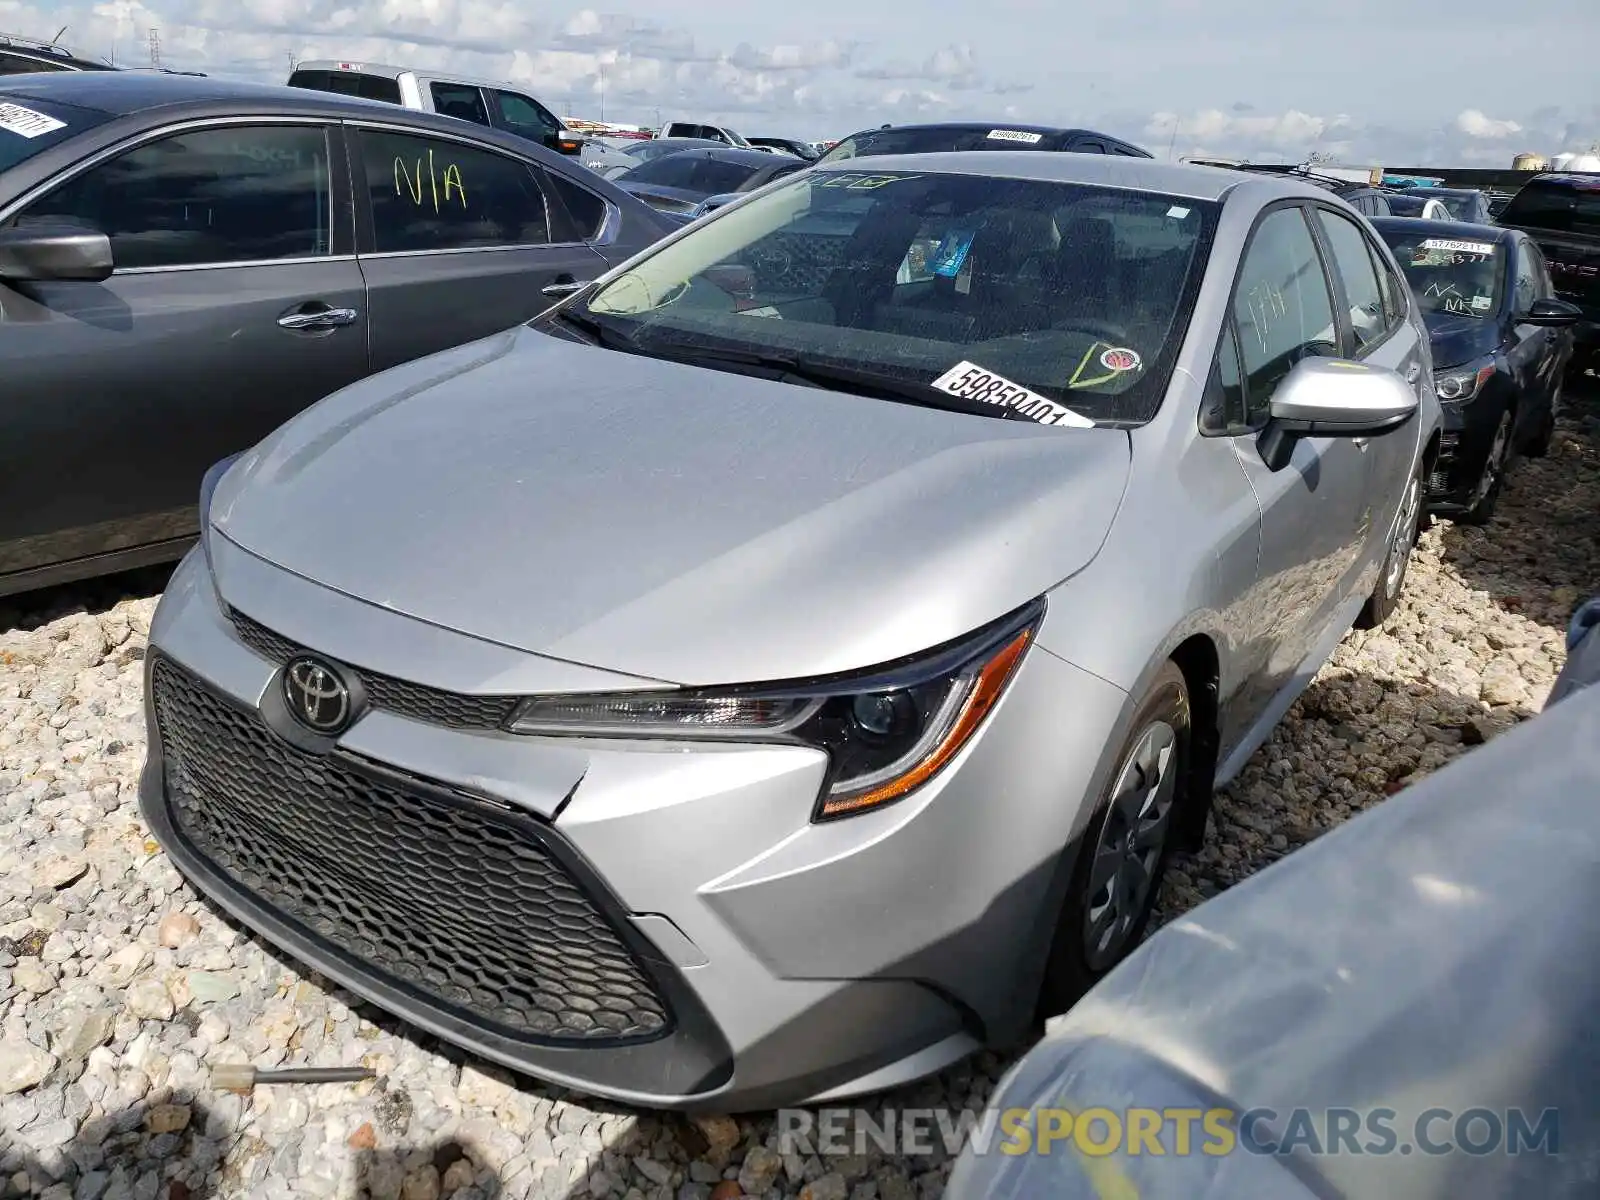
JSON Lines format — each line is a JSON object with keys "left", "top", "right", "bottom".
{"left": 0, "top": 61, "right": 1589, "bottom": 1116}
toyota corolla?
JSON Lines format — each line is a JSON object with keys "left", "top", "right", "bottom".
{"left": 140, "top": 153, "right": 1440, "bottom": 1111}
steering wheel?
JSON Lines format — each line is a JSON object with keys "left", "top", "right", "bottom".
{"left": 1056, "top": 318, "right": 1131, "bottom": 345}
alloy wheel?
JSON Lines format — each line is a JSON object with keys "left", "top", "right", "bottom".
{"left": 1471, "top": 410, "right": 1513, "bottom": 510}
{"left": 1384, "top": 474, "right": 1421, "bottom": 600}
{"left": 1082, "top": 719, "right": 1178, "bottom": 971}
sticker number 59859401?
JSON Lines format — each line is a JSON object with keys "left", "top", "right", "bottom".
{"left": 930, "top": 361, "right": 1094, "bottom": 428}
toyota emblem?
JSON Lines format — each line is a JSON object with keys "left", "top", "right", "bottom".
{"left": 282, "top": 657, "right": 352, "bottom": 734}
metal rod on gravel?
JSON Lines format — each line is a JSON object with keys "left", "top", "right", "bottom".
{"left": 210, "top": 1064, "right": 377, "bottom": 1091}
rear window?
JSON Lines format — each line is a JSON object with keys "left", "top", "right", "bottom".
{"left": 0, "top": 96, "right": 107, "bottom": 173}
{"left": 820, "top": 127, "right": 1064, "bottom": 162}
{"left": 623, "top": 153, "right": 761, "bottom": 196}
{"left": 288, "top": 69, "right": 402, "bottom": 105}
{"left": 1499, "top": 179, "right": 1600, "bottom": 235}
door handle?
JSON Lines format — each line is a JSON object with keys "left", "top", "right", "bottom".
{"left": 542, "top": 277, "right": 592, "bottom": 299}
{"left": 1353, "top": 438, "right": 1370, "bottom": 450}
{"left": 278, "top": 304, "right": 358, "bottom": 331}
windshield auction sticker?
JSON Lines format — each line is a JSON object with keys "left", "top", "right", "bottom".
{"left": 987, "top": 129, "right": 1044, "bottom": 144}
{"left": 0, "top": 103, "right": 65, "bottom": 138}
{"left": 1419, "top": 238, "right": 1495, "bottom": 256}
{"left": 931, "top": 361, "right": 1095, "bottom": 427}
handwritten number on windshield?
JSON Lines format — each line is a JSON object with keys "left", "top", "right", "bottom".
{"left": 394, "top": 147, "right": 467, "bottom": 212}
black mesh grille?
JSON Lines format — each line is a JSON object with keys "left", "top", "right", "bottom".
{"left": 228, "top": 610, "right": 519, "bottom": 731}
{"left": 151, "top": 659, "right": 671, "bottom": 1043}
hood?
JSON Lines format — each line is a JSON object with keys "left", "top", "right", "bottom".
{"left": 212, "top": 327, "right": 1132, "bottom": 686}
{"left": 1422, "top": 309, "right": 1501, "bottom": 370}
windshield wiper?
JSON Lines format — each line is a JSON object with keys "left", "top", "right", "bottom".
{"left": 547, "top": 307, "right": 638, "bottom": 352}
{"left": 646, "top": 343, "right": 1044, "bottom": 423}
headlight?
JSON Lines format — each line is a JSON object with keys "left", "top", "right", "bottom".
{"left": 509, "top": 599, "right": 1043, "bottom": 820}
{"left": 197, "top": 452, "right": 243, "bottom": 577}
{"left": 1433, "top": 359, "right": 1496, "bottom": 403}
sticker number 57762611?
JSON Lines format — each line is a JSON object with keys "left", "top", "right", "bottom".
{"left": 0, "top": 102, "right": 66, "bottom": 139}
{"left": 930, "top": 361, "right": 1094, "bottom": 428}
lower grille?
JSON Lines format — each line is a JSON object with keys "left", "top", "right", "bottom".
{"left": 151, "top": 659, "right": 671, "bottom": 1043}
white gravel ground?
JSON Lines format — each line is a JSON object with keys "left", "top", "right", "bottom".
{"left": 2, "top": 382, "right": 1597, "bottom": 1200}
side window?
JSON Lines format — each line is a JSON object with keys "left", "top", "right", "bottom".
{"left": 358, "top": 130, "right": 549, "bottom": 253}
{"left": 429, "top": 82, "right": 490, "bottom": 126}
{"left": 543, "top": 170, "right": 608, "bottom": 241}
{"left": 1232, "top": 206, "right": 1339, "bottom": 421}
{"left": 1368, "top": 238, "right": 1407, "bottom": 327}
{"left": 1370, "top": 194, "right": 1391, "bottom": 216}
{"left": 0, "top": 53, "right": 64, "bottom": 75}
{"left": 1513, "top": 242, "right": 1539, "bottom": 313}
{"left": 493, "top": 90, "right": 559, "bottom": 140}
{"left": 12, "top": 124, "right": 332, "bottom": 270}
{"left": 1529, "top": 244, "right": 1554, "bottom": 297}
{"left": 1314, "top": 208, "right": 1387, "bottom": 354}
{"left": 1075, "top": 139, "right": 1108, "bottom": 153}
{"left": 1200, "top": 321, "right": 1248, "bottom": 435}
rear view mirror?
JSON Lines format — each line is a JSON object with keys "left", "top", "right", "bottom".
{"left": 1258, "top": 357, "right": 1419, "bottom": 471}
{"left": 1522, "top": 297, "right": 1582, "bottom": 326}
{"left": 0, "top": 222, "right": 113, "bottom": 283}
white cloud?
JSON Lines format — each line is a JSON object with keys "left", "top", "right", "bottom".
{"left": 1455, "top": 109, "right": 1522, "bottom": 139}
{"left": 1146, "top": 108, "right": 1353, "bottom": 160}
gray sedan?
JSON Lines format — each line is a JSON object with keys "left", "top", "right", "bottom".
{"left": 140, "top": 153, "right": 1440, "bottom": 1111}
{"left": 0, "top": 71, "right": 671, "bottom": 597}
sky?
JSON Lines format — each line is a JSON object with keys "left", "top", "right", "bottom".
{"left": 4, "top": 0, "right": 1597, "bottom": 166}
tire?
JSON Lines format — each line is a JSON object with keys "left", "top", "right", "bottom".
{"left": 1356, "top": 462, "right": 1423, "bottom": 629}
{"left": 1520, "top": 383, "right": 1557, "bottom": 459}
{"left": 1458, "top": 407, "right": 1514, "bottom": 526}
{"left": 1037, "top": 660, "right": 1191, "bottom": 1017}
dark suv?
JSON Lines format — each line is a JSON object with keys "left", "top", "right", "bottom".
{"left": 1210, "top": 163, "right": 1393, "bottom": 217}
{"left": 1496, "top": 173, "right": 1600, "bottom": 373}
{"left": 0, "top": 31, "right": 116, "bottom": 75}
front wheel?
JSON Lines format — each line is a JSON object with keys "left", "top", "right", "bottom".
{"left": 1458, "top": 407, "right": 1514, "bottom": 526}
{"left": 1037, "top": 661, "right": 1191, "bottom": 1017}
{"left": 1356, "top": 463, "right": 1423, "bottom": 629}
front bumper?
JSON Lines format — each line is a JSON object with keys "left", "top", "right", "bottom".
{"left": 1423, "top": 384, "right": 1512, "bottom": 513}
{"left": 139, "top": 541, "right": 1129, "bottom": 1110}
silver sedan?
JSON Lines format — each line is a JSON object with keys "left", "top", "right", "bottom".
{"left": 140, "top": 152, "right": 1440, "bottom": 1111}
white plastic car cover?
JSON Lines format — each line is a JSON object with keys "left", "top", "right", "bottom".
{"left": 944, "top": 683, "right": 1600, "bottom": 1199}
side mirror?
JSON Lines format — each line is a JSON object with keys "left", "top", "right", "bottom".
{"left": 1521, "top": 297, "right": 1581, "bottom": 326}
{"left": 1257, "top": 356, "right": 1419, "bottom": 471}
{"left": 691, "top": 193, "right": 739, "bottom": 219}
{"left": 0, "top": 222, "right": 114, "bottom": 283}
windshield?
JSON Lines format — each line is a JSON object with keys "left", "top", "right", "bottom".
{"left": 1377, "top": 228, "right": 1504, "bottom": 319}
{"left": 579, "top": 169, "right": 1217, "bottom": 426}
{"left": 0, "top": 96, "right": 106, "bottom": 173}
{"left": 820, "top": 127, "right": 1062, "bottom": 163}
{"left": 1499, "top": 179, "right": 1600, "bottom": 236}
{"left": 622, "top": 153, "right": 762, "bottom": 196}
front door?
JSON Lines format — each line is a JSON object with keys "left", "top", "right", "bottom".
{"left": 0, "top": 120, "right": 368, "bottom": 579}
{"left": 1309, "top": 205, "right": 1426, "bottom": 583}
{"left": 346, "top": 123, "right": 608, "bottom": 373}
{"left": 1220, "top": 205, "right": 1371, "bottom": 743}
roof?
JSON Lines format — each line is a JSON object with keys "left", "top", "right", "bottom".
{"left": 667, "top": 146, "right": 785, "bottom": 167}
{"left": 0, "top": 68, "right": 410, "bottom": 117}
{"left": 1525, "top": 172, "right": 1600, "bottom": 188}
{"left": 811, "top": 151, "right": 1252, "bottom": 201}
{"left": 843, "top": 121, "right": 1113, "bottom": 138}
{"left": 1368, "top": 215, "right": 1513, "bottom": 243}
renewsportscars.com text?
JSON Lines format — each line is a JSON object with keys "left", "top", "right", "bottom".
{"left": 776, "top": 1105, "right": 1560, "bottom": 1159}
